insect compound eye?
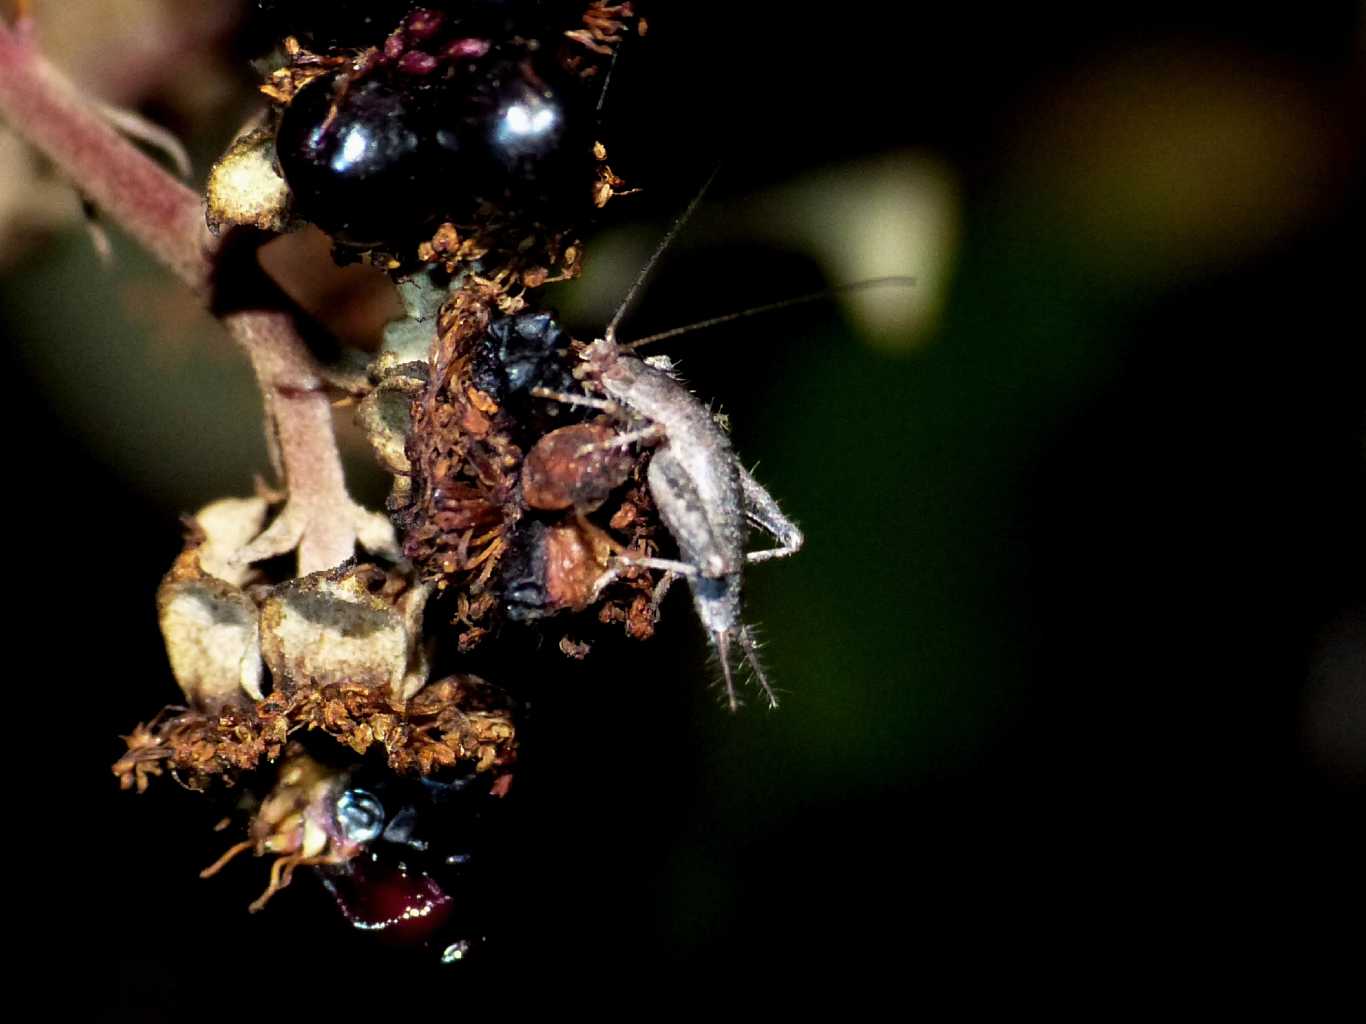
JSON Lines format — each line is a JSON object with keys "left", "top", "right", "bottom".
{"left": 335, "top": 787, "right": 387, "bottom": 845}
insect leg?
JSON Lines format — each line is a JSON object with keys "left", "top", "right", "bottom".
{"left": 529, "top": 387, "right": 621, "bottom": 415}
{"left": 738, "top": 465, "right": 805, "bottom": 563}
{"left": 650, "top": 570, "right": 679, "bottom": 617}
{"left": 738, "top": 625, "right": 779, "bottom": 709}
{"left": 589, "top": 557, "right": 699, "bottom": 604}
{"left": 574, "top": 423, "right": 665, "bottom": 457}
{"left": 593, "top": 555, "right": 699, "bottom": 589}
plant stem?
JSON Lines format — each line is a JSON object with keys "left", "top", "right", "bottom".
{"left": 0, "top": 20, "right": 376, "bottom": 574}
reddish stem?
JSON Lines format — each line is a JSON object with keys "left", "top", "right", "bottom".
{"left": 0, "top": 22, "right": 205, "bottom": 284}
{"left": 0, "top": 20, "right": 363, "bottom": 573}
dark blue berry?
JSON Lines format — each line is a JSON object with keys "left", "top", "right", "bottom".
{"left": 475, "top": 309, "right": 573, "bottom": 400}
{"left": 276, "top": 70, "right": 448, "bottom": 246}
{"left": 318, "top": 767, "right": 504, "bottom": 954}
{"left": 277, "top": 47, "right": 593, "bottom": 245}
{"left": 462, "top": 55, "right": 594, "bottom": 210}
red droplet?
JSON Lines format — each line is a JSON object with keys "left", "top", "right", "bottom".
{"left": 326, "top": 858, "right": 453, "bottom": 944}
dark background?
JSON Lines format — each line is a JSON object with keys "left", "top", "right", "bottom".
{"left": 3, "top": 2, "right": 1363, "bottom": 1011}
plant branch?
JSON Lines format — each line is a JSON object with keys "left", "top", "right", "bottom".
{"left": 0, "top": 20, "right": 387, "bottom": 574}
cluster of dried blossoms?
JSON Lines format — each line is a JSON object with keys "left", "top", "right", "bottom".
{"left": 97, "top": 2, "right": 662, "bottom": 950}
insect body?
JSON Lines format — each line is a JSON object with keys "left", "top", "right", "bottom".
{"left": 537, "top": 334, "right": 804, "bottom": 710}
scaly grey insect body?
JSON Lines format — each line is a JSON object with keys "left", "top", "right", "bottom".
{"left": 529, "top": 176, "right": 906, "bottom": 708}
{"left": 536, "top": 335, "right": 804, "bottom": 710}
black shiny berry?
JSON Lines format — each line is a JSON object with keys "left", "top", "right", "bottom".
{"left": 474, "top": 310, "right": 573, "bottom": 401}
{"left": 276, "top": 71, "right": 450, "bottom": 246}
{"left": 460, "top": 55, "right": 594, "bottom": 210}
{"left": 318, "top": 767, "right": 505, "bottom": 955}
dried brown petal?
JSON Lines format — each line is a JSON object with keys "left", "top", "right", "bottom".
{"left": 543, "top": 521, "right": 614, "bottom": 612}
{"left": 522, "top": 423, "right": 635, "bottom": 512}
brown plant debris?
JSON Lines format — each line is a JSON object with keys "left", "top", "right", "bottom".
{"left": 567, "top": 2, "right": 639, "bottom": 56}
{"left": 394, "top": 280, "right": 521, "bottom": 642}
{"left": 389, "top": 277, "right": 666, "bottom": 647}
{"left": 112, "top": 674, "right": 518, "bottom": 793}
{"left": 521, "top": 422, "right": 634, "bottom": 512}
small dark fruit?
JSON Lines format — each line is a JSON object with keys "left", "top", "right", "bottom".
{"left": 473, "top": 309, "right": 574, "bottom": 402}
{"left": 276, "top": 70, "right": 448, "bottom": 246}
{"left": 463, "top": 55, "right": 594, "bottom": 210}
{"left": 319, "top": 768, "right": 506, "bottom": 955}
{"left": 276, "top": 48, "right": 594, "bottom": 245}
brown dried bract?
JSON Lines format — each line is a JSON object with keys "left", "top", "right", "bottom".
{"left": 111, "top": 674, "right": 518, "bottom": 793}
{"left": 415, "top": 211, "right": 583, "bottom": 287}
{"left": 527, "top": 478, "right": 665, "bottom": 639}
{"left": 522, "top": 422, "right": 634, "bottom": 511}
{"left": 393, "top": 281, "right": 520, "bottom": 637}
{"left": 259, "top": 36, "right": 349, "bottom": 105}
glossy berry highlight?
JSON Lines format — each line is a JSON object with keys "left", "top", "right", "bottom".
{"left": 275, "top": 70, "right": 449, "bottom": 246}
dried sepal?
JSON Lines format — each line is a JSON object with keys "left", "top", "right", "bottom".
{"left": 110, "top": 675, "right": 518, "bottom": 792}
{"left": 258, "top": 563, "right": 431, "bottom": 700}
{"left": 157, "top": 497, "right": 269, "bottom": 709}
{"left": 205, "top": 126, "right": 291, "bottom": 235}
{"left": 356, "top": 376, "right": 421, "bottom": 476}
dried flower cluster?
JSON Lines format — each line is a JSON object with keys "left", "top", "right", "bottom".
{"left": 91, "top": 2, "right": 651, "bottom": 944}
{"left": 4, "top": 2, "right": 800, "bottom": 958}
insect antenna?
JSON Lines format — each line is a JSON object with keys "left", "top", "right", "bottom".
{"left": 618, "top": 276, "right": 918, "bottom": 352}
{"left": 604, "top": 164, "right": 721, "bottom": 343}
